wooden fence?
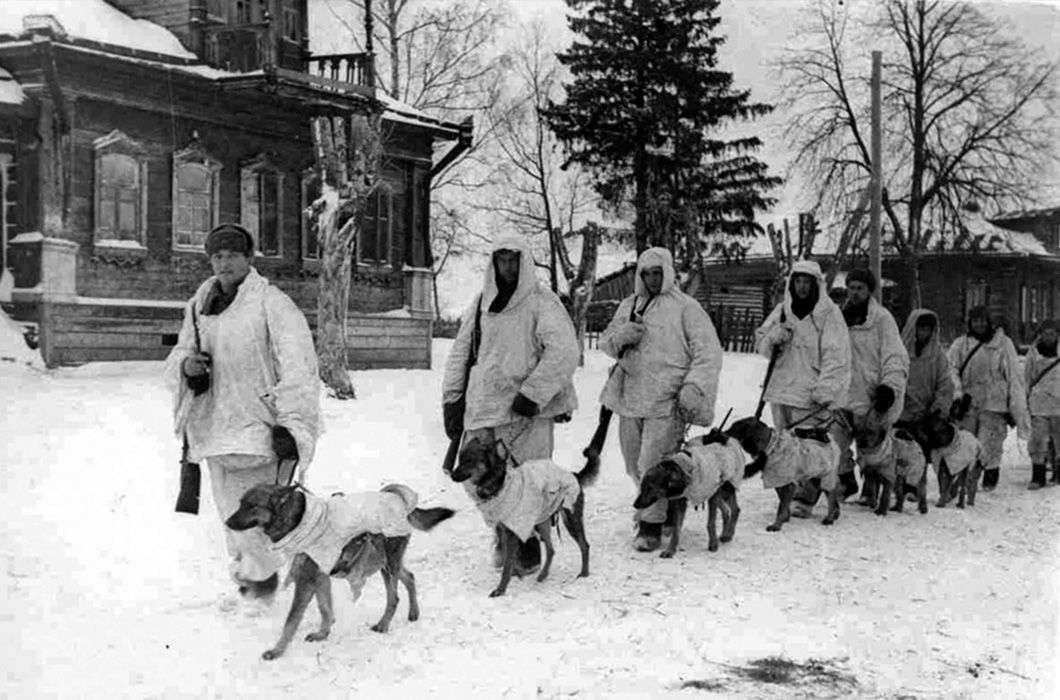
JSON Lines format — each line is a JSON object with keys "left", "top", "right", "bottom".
{"left": 708, "top": 305, "right": 762, "bottom": 353}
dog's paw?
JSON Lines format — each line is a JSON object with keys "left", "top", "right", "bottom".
{"left": 305, "top": 630, "right": 330, "bottom": 643}
{"left": 707, "top": 542, "right": 719, "bottom": 552}
{"left": 262, "top": 648, "right": 283, "bottom": 661}
{"left": 370, "top": 622, "right": 390, "bottom": 633}
{"left": 935, "top": 499, "right": 947, "bottom": 508}
{"left": 766, "top": 523, "right": 781, "bottom": 532}
{"left": 918, "top": 502, "right": 929, "bottom": 514}
{"left": 659, "top": 549, "right": 675, "bottom": 559}
{"left": 408, "top": 610, "right": 420, "bottom": 622}
{"left": 488, "top": 588, "right": 507, "bottom": 598}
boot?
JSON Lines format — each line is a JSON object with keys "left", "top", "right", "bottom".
{"left": 1029, "top": 463, "right": 1047, "bottom": 490}
{"left": 634, "top": 522, "right": 662, "bottom": 552}
{"left": 981, "top": 468, "right": 1000, "bottom": 492}
{"left": 1053, "top": 461, "right": 1060, "bottom": 485}
{"left": 839, "top": 471, "right": 859, "bottom": 501}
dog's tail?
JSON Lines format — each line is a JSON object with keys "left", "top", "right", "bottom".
{"left": 408, "top": 507, "right": 456, "bottom": 531}
{"left": 743, "top": 453, "right": 766, "bottom": 479}
{"left": 576, "top": 448, "right": 601, "bottom": 488}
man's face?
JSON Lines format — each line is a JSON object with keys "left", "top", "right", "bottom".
{"left": 641, "top": 266, "right": 664, "bottom": 296}
{"left": 791, "top": 274, "right": 813, "bottom": 300}
{"left": 210, "top": 249, "right": 251, "bottom": 290}
{"left": 1042, "top": 327, "right": 1058, "bottom": 345}
{"left": 970, "top": 316, "right": 988, "bottom": 336}
{"left": 915, "top": 324, "right": 934, "bottom": 344}
{"left": 846, "top": 280, "right": 871, "bottom": 305}
{"left": 494, "top": 250, "right": 520, "bottom": 286}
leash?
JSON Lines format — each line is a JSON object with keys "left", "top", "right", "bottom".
{"left": 276, "top": 457, "right": 300, "bottom": 486}
{"left": 496, "top": 416, "right": 534, "bottom": 467}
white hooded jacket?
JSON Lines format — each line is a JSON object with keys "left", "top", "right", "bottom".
{"left": 164, "top": 268, "right": 322, "bottom": 465}
{"left": 442, "top": 236, "right": 579, "bottom": 430}
{"left": 845, "top": 297, "right": 909, "bottom": 424}
{"left": 599, "top": 247, "right": 722, "bottom": 422}
{"left": 755, "top": 260, "right": 851, "bottom": 410}
{"left": 948, "top": 327, "right": 1030, "bottom": 439}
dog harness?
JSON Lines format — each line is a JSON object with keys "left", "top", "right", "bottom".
{"left": 669, "top": 441, "right": 745, "bottom": 506}
{"left": 891, "top": 435, "right": 927, "bottom": 484}
{"left": 268, "top": 485, "right": 418, "bottom": 572}
{"left": 466, "top": 459, "right": 580, "bottom": 542}
{"left": 930, "top": 429, "right": 981, "bottom": 476}
{"left": 856, "top": 430, "right": 897, "bottom": 482}
{"left": 760, "top": 429, "right": 840, "bottom": 492}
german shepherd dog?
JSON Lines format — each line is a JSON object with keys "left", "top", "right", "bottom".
{"left": 889, "top": 428, "right": 929, "bottom": 514}
{"left": 911, "top": 410, "right": 983, "bottom": 508}
{"left": 449, "top": 436, "right": 598, "bottom": 598}
{"left": 851, "top": 418, "right": 895, "bottom": 517}
{"left": 225, "top": 483, "right": 455, "bottom": 660}
{"left": 632, "top": 432, "right": 740, "bottom": 557}
{"left": 725, "top": 416, "right": 842, "bottom": 531}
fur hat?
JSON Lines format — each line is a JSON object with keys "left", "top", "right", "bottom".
{"left": 204, "top": 223, "right": 254, "bottom": 256}
{"left": 845, "top": 267, "right": 876, "bottom": 292}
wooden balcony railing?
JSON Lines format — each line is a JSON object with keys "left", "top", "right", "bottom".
{"left": 308, "top": 53, "right": 375, "bottom": 89}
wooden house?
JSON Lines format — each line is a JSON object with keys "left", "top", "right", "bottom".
{"left": 588, "top": 208, "right": 1060, "bottom": 348}
{"left": 0, "top": 0, "right": 472, "bottom": 368}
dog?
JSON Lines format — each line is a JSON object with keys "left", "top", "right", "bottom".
{"left": 449, "top": 435, "right": 598, "bottom": 598}
{"left": 225, "top": 483, "right": 455, "bottom": 660}
{"left": 890, "top": 429, "right": 929, "bottom": 514}
{"left": 852, "top": 416, "right": 896, "bottom": 517}
{"left": 632, "top": 431, "right": 742, "bottom": 557}
{"left": 725, "top": 416, "right": 842, "bottom": 531}
{"left": 912, "top": 410, "right": 983, "bottom": 508}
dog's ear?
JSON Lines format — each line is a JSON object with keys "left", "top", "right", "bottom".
{"left": 269, "top": 485, "right": 298, "bottom": 512}
{"left": 494, "top": 440, "right": 509, "bottom": 464}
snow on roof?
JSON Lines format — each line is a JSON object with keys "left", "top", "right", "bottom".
{"left": 0, "top": 67, "right": 23, "bottom": 106}
{"left": 0, "top": 0, "right": 195, "bottom": 60}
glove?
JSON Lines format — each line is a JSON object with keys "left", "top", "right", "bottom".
{"left": 950, "top": 393, "right": 972, "bottom": 421}
{"left": 271, "top": 425, "right": 299, "bottom": 463}
{"left": 677, "top": 384, "right": 706, "bottom": 424}
{"left": 613, "top": 321, "right": 645, "bottom": 349}
{"left": 442, "top": 400, "right": 465, "bottom": 441}
{"left": 872, "top": 385, "right": 895, "bottom": 414}
{"left": 764, "top": 324, "right": 793, "bottom": 349}
{"left": 511, "top": 393, "right": 539, "bottom": 418}
{"left": 183, "top": 352, "right": 212, "bottom": 396}
{"left": 810, "top": 387, "right": 837, "bottom": 410}
{"left": 1004, "top": 412, "right": 1016, "bottom": 428}
{"left": 700, "top": 427, "right": 729, "bottom": 445}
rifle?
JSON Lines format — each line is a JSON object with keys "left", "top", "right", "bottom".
{"left": 585, "top": 292, "right": 657, "bottom": 460}
{"left": 754, "top": 309, "right": 787, "bottom": 420}
{"left": 175, "top": 304, "right": 206, "bottom": 515}
{"left": 441, "top": 299, "right": 483, "bottom": 475}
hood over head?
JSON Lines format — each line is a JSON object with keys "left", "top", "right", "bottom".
{"left": 481, "top": 235, "right": 539, "bottom": 311}
{"left": 901, "top": 308, "right": 940, "bottom": 354}
{"left": 634, "top": 247, "right": 677, "bottom": 299}
{"left": 783, "top": 260, "right": 829, "bottom": 319}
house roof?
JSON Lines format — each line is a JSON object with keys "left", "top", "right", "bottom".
{"left": 0, "top": 2, "right": 464, "bottom": 139}
{"left": 0, "top": 67, "right": 23, "bottom": 107}
{"left": 0, "top": 0, "right": 196, "bottom": 60}
{"left": 991, "top": 204, "right": 1060, "bottom": 224}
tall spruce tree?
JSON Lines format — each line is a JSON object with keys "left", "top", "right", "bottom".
{"left": 544, "top": 0, "right": 780, "bottom": 267}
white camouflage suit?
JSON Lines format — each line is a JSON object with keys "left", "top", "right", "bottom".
{"left": 599, "top": 247, "right": 723, "bottom": 524}
{"left": 165, "top": 268, "right": 322, "bottom": 582}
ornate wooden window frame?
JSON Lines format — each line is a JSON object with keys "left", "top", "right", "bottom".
{"left": 240, "top": 152, "right": 285, "bottom": 258}
{"left": 93, "top": 130, "right": 148, "bottom": 251}
{"left": 171, "top": 138, "right": 222, "bottom": 253}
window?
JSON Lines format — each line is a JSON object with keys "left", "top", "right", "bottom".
{"left": 283, "top": 8, "right": 301, "bottom": 42}
{"left": 172, "top": 139, "right": 221, "bottom": 251}
{"left": 93, "top": 130, "right": 147, "bottom": 247}
{"left": 965, "top": 280, "right": 989, "bottom": 317}
{"left": 240, "top": 155, "right": 284, "bottom": 257}
{"left": 235, "top": 0, "right": 251, "bottom": 23}
{"left": 358, "top": 165, "right": 410, "bottom": 266}
{"left": 301, "top": 169, "right": 320, "bottom": 260}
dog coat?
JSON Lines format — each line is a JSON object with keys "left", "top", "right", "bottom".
{"left": 466, "top": 459, "right": 580, "bottom": 542}
{"left": 268, "top": 485, "right": 418, "bottom": 573}
{"left": 931, "top": 429, "right": 981, "bottom": 476}
{"left": 892, "top": 435, "right": 927, "bottom": 484}
{"left": 761, "top": 429, "right": 840, "bottom": 492}
{"left": 856, "top": 431, "right": 897, "bottom": 482}
{"left": 669, "top": 441, "right": 745, "bottom": 506}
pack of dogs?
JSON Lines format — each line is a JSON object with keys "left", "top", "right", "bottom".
{"left": 223, "top": 407, "right": 985, "bottom": 660}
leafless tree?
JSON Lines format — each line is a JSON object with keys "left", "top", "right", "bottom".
{"left": 777, "top": 0, "right": 1059, "bottom": 304}
{"left": 476, "top": 18, "right": 602, "bottom": 358}
{"left": 309, "top": 112, "right": 384, "bottom": 399}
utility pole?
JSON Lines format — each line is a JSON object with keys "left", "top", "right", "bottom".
{"left": 870, "top": 50, "right": 883, "bottom": 302}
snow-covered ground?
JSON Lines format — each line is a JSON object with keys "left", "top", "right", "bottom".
{"left": 2, "top": 338, "right": 1058, "bottom": 699}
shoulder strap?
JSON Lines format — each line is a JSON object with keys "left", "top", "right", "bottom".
{"left": 1030, "top": 355, "right": 1060, "bottom": 391}
{"left": 469, "top": 294, "right": 483, "bottom": 369}
{"left": 957, "top": 339, "right": 984, "bottom": 380}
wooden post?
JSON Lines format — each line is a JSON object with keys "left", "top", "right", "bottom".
{"left": 870, "top": 50, "right": 883, "bottom": 302}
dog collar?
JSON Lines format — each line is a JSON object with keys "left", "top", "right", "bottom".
{"left": 268, "top": 494, "right": 329, "bottom": 560}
